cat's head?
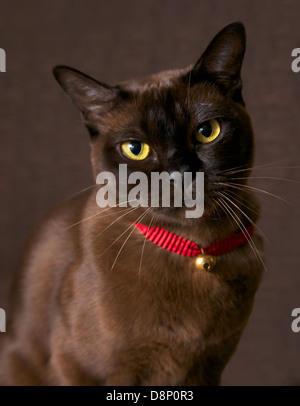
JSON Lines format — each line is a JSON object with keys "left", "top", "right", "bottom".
{"left": 53, "top": 22, "right": 255, "bottom": 226}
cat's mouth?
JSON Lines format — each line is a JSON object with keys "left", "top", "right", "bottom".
{"left": 133, "top": 176, "right": 248, "bottom": 225}
{"left": 107, "top": 173, "right": 250, "bottom": 228}
{"left": 140, "top": 192, "right": 221, "bottom": 223}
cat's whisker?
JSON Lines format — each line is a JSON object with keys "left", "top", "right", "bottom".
{"left": 219, "top": 181, "right": 292, "bottom": 205}
{"left": 93, "top": 205, "right": 140, "bottom": 244}
{"left": 97, "top": 207, "right": 142, "bottom": 258}
{"left": 216, "top": 191, "right": 269, "bottom": 244}
{"left": 63, "top": 207, "right": 121, "bottom": 231}
{"left": 216, "top": 163, "right": 263, "bottom": 176}
{"left": 216, "top": 157, "right": 297, "bottom": 176}
{"left": 225, "top": 184, "right": 285, "bottom": 208}
{"left": 63, "top": 184, "right": 96, "bottom": 201}
{"left": 217, "top": 198, "right": 265, "bottom": 272}
{"left": 231, "top": 176, "right": 300, "bottom": 184}
{"left": 213, "top": 197, "right": 236, "bottom": 231}
{"left": 226, "top": 191, "right": 261, "bottom": 216}
{"left": 218, "top": 164, "right": 300, "bottom": 177}
{"left": 211, "top": 184, "right": 261, "bottom": 215}
{"left": 206, "top": 194, "right": 221, "bottom": 220}
{"left": 218, "top": 197, "right": 266, "bottom": 272}
{"left": 212, "top": 195, "right": 260, "bottom": 262}
{"left": 216, "top": 197, "right": 250, "bottom": 249}
{"left": 63, "top": 198, "right": 139, "bottom": 230}
{"left": 138, "top": 214, "right": 155, "bottom": 281}
{"left": 110, "top": 208, "right": 152, "bottom": 273}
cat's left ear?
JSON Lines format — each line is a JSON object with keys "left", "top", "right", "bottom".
{"left": 192, "top": 22, "right": 246, "bottom": 103}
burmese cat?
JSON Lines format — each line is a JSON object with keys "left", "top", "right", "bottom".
{"left": 0, "top": 22, "right": 263, "bottom": 386}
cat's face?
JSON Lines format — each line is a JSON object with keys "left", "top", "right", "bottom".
{"left": 54, "top": 22, "right": 254, "bottom": 225}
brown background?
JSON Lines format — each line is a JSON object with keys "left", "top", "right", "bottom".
{"left": 0, "top": 0, "right": 299, "bottom": 385}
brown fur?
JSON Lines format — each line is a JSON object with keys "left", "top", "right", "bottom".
{"left": 0, "top": 22, "right": 263, "bottom": 385}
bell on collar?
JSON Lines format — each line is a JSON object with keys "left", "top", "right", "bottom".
{"left": 194, "top": 254, "right": 216, "bottom": 272}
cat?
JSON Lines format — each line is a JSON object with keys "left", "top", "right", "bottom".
{"left": 0, "top": 22, "right": 263, "bottom": 386}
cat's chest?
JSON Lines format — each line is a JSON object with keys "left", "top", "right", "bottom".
{"left": 95, "top": 243, "right": 256, "bottom": 340}
{"left": 85, "top": 213, "right": 262, "bottom": 344}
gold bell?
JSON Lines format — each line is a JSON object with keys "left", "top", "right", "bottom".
{"left": 194, "top": 254, "right": 216, "bottom": 272}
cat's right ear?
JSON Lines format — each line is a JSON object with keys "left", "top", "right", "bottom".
{"left": 53, "top": 66, "right": 118, "bottom": 114}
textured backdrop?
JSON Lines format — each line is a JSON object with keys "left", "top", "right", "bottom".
{"left": 0, "top": 0, "right": 299, "bottom": 385}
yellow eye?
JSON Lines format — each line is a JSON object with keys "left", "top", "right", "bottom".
{"left": 121, "top": 141, "right": 150, "bottom": 160}
{"left": 196, "top": 119, "right": 221, "bottom": 144}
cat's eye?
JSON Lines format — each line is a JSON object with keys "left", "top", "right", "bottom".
{"left": 196, "top": 119, "right": 221, "bottom": 144}
{"left": 121, "top": 141, "right": 150, "bottom": 161}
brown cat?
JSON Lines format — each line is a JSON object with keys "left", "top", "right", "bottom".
{"left": 0, "top": 22, "right": 263, "bottom": 386}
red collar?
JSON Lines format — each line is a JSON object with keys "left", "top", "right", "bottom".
{"left": 133, "top": 222, "right": 254, "bottom": 258}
